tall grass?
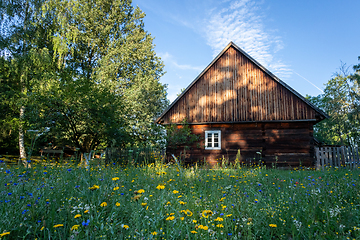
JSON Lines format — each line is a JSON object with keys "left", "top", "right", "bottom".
{"left": 0, "top": 156, "right": 360, "bottom": 239}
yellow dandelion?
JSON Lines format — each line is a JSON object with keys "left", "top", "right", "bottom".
{"left": 88, "top": 185, "right": 99, "bottom": 190}
{"left": 216, "top": 224, "right": 224, "bottom": 228}
{"left": 151, "top": 231, "right": 157, "bottom": 235}
{"left": 71, "top": 225, "right": 80, "bottom": 231}
{"left": 53, "top": 224, "right": 64, "bottom": 228}
{"left": 141, "top": 203, "right": 147, "bottom": 206}
{"left": 74, "top": 214, "right": 81, "bottom": 218}
{"left": 214, "top": 217, "right": 224, "bottom": 222}
{"left": 179, "top": 201, "right": 186, "bottom": 205}
{"left": 156, "top": 184, "right": 165, "bottom": 190}
{"left": 172, "top": 190, "right": 179, "bottom": 194}
{"left": 113, "top": 187, "right": 119, "bottom": 191}
{"left": 202, "top": 210, "right": 213, "bottom": 218}
{"left": 100, "top": 202, "right": 107, "bottom": 207}
{"left": 116, "top": 202, "right": 120, "bottom": 207}
{"left": 112, "top": 177, "right": 119, "bottom": 181}
{"left": 0, "top": 232, "right": 10, "bottom": 237}
{"left": 166, "top": 216, "right": 175, "bottom": 221}
{"left": 84, "top": 210, "right": 89, "bottom": 214}
{"left": 191, "top": 230, "right": 197, "bottom": 234}
{"left": 269, "top": 224, "right": 277, "bottom": 228}
{"left": 122, "top": 225, "right": 129, "bottom": 229}
{"left": 136, "top": 189, "right": 145, "bottom": 194}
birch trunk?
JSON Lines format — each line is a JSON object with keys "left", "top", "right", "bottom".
{"left": 19, "top": 105, "right": 29, "bottom": 167}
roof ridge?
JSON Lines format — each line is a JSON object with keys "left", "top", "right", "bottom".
{"left": 156, "top": 42, "right": 328, "bottom": 124}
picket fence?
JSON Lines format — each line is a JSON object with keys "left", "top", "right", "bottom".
{"left": 315, "top": 146, "right": 360, "bottom": 169}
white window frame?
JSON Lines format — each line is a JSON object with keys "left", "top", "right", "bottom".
{"left": 205, "top": 130, "right": 221, "bottom": 150}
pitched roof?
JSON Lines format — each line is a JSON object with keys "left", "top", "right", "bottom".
{"left": 156, "top": 42, "right": 329, "bottom": 124}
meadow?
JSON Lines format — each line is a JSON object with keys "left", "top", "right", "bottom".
{"left": 1, "top": 156, "right": 360, "bottom": 239}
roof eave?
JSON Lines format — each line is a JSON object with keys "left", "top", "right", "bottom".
{"left": 156, "top": 41, "right": 329, "bottom": 124}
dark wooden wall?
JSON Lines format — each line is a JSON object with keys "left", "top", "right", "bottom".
{"left": 160, "top": 46, "right": 317, "bottom": 124}
{"left": 167, "top": 122, "right": 314, "bottom": 167}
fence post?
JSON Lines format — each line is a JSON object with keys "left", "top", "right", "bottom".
{"left": 315, "top": 147, "right": 320, "bottom": 170}
{"left": 321, "top": 147, "right": 325, "bottom": 170}
{"left": 355, "top": 147, "right": 360, "bottom": 169}
{"left": 336, "top": 147, "right": 341, "bottom": 168}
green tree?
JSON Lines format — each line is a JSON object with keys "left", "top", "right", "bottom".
{"left": 307, "top": 63, "right": 360, "bottom": 147}
{"left": 0, "top": 0, "right": 55, "bottom": 163}
{"left": 28, "top": 0, "right": 168, "bottom": 155}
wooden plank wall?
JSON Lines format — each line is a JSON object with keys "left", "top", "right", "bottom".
{"left": 167, "top": 122, "right": 314, "bottom": 167}
{"left": 161, "top": 46, "right": 316, "bottom": 124}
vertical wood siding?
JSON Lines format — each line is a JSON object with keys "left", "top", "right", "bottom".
{"left": 161, "top": 46, "right": 316, "bottom": 124}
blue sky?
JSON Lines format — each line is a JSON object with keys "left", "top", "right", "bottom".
{"left": 132, "top": 0, "right": 360, "bottom": 102}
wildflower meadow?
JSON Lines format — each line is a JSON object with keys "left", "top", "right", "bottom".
{"left": 1, "top": 157, "right": 360, "bottom": 239}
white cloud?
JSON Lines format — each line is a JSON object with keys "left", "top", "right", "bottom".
{"left": 158, "top": 52, "right": 205, "bottom": 72}
{"left": 203, "top": 0, "right": 292, "bottom": 80}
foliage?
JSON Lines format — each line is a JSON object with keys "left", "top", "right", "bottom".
{"left": 307, "top": 61, "right": 360, "bottom": 147}
{"left": 0, "top": 58, "right": 21, "bottom": 154}
{"left": 165, "top": 120, "right": 201, "bottom": 150}
{"left": 1, "top": 158, "right": 360, "bottom": 239}
{"left": 0, "top": 0, "right": 58, "bottom": 158}
{"left": 1, "top": 0, "right": 169, "bottom": 154}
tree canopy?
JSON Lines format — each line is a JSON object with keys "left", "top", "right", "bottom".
{"left": 0, "top": 0, "right": 168, "bottom": 156}
{"left": 307, "top": 61, "right": 360, "bottom": 148}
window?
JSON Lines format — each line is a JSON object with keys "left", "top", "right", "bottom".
{"left": 205, "top": 130, "right": 221, "bottom": 150}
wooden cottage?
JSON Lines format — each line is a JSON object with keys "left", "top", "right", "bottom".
{"left": 156, "top": 42, "right": 328, "bottom": 167}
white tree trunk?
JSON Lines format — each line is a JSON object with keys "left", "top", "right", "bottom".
{"left": 19, "top": 105, "right": 29, "bottom": 167}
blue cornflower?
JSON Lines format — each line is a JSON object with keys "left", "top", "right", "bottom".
{"left": 27, "top": 204, "right": 31, "bottom": 207}
{"left": 259, "top": 189, "right": 262, "bottom": 192}
{"left": 8, "top": 193, "right": 12, "bottom": 196}
{"left": 228, "top": 233, "right": 232, "bottom": 236}
{"left": 6, "top": 170, "right": 10, "bottom": 174}
{"left": 82, "top": 219, "right": 90, "bottom": 226}
{"left": 20, "top": 196, "right": 24, "bottom": 199}
{"left": 75, "top": 185, "right": 80, "bottom": 188}
{"left": 121, "top": 193, "right": 124, "bottom": 195}
{"left": 67, "top": 169, "right": 71, "bottom": 172}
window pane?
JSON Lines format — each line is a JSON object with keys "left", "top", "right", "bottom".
{"left": 214, "top": 137, "right": 218, "bottom": 143}
{"left": 207, "top": 142, "right": 212, "bottom": 147}
{"left": 214, "top": 133, "right": 218, "bottom": 138}
{"left": 214, "top": 143, "right": 219, "bottom": 147}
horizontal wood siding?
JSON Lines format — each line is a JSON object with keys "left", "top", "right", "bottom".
{"left": 166, "top": 122, "right": 314, "bottom": 167}
{"left": 161, "top": 46, "right": 316, "bottom": 124}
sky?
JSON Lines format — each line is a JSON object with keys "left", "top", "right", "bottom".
{"left": 132, "top": 0, "right": 360, "bottom": 103}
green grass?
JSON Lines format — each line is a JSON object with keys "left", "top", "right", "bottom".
{"left": 1, "top": 157, "right": 360, "bottom": 239}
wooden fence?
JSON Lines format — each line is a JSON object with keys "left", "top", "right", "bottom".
{"left": 315, "top": 146, "right": 360, "bottom": 169}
